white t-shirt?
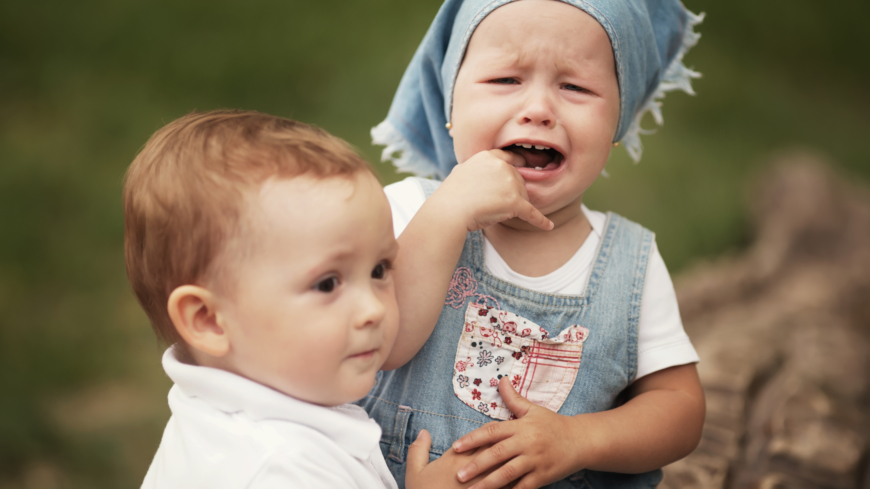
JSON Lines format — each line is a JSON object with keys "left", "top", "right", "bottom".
{"left": 142, "top": 347, "right": 399, "bottom": 489}
{"left": 385, "top": 177, "right": 698, "bottom": 381}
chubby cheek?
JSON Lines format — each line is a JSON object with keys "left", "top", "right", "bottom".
{"left": 451, "top": 118, "right": 487, "bottom": 164}
{"left": 574, "top": 117, "right": 616, "bottom": 169}
{"left": 451, "top": 97, "right": 505, "bottom": 163}
{"left": 383, "top": 306, "right": 401, "bottom": 353}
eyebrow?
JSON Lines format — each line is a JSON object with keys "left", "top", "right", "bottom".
{"left": 304, "top": 248, "right": 356, "bottom": 278}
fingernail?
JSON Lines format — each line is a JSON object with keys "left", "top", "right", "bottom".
{"left": 457, "top": 469, "right": 468, "bottom": 481}
{"left": 453, "top": 441, "right": 462, "bottom": 451}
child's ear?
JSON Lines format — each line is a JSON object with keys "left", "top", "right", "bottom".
{"left": 167, "top": 285, "right": 230, "bottom": 358}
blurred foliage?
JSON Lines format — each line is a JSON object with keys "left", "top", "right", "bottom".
{"left": 0, "top": 0, "right": 867, "bottom": 486}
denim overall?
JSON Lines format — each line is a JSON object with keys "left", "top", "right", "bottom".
{"left": 359, "top": 179, "right": 663, "bottom": 488}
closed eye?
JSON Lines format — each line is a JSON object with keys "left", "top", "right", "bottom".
{"left": 488, "top": 77, "right": 519, "bottom": 85}
{"left": 563, "top": 83, "right": 592, "bottom": 94}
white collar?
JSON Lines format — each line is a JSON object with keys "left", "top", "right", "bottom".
{"left": 580, "top": 204, "right": 604, "bottom": 238}
{"left": 162, "top": 346, "right": 382, "bottom": 460}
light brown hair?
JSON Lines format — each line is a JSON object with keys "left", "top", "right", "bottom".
{"left": 123, "top": 110, "right": 374, "bottom": 347}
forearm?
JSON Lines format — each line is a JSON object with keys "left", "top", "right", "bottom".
{"left": 571, "top": 364, "right": 705, "bottom": 473}
{"left": 382, "top": 196, "right": 469, "bottom": 370}
{"left": 382, "top": 152, "right": 549, "bottom": 370}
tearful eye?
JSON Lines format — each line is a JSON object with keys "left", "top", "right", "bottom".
{"left": 316, "top": 277, "right": 338, "bottom": 293}
{"left": 564, "top": 84, "right": 591, "bottom": 94}
{"left": 490, "top": 77, "right": 519, "bottom": 85}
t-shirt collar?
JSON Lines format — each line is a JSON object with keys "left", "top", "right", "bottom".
{"left": 161, "top": 346, "right": 381, "bottom": 460}
{"left": 580, "top": 204, "right": 603, "bottom": 237}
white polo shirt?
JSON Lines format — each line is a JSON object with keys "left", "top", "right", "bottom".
{"left": 385, "top": 177, "right": 699, "bottom": 381}
{"left": 142, "top": 347, "right": 398, "bottom": 489}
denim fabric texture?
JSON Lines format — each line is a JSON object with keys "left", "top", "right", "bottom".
{"left": 371, "top": 0, "right": 702, "bottom": 177}
{"left": 357, "top": 178, "right": 662, "bottom": 488}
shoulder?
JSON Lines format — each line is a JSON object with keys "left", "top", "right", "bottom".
{"left": 600, "top": 210, "right": 654, "bottom": 242}
{"left": 384, "top": 177, "right": 440, "bottom": 236}
{"left": 582, "top": 208, "right": 655, "bottom": 264}
{"left": 144, "top": 400, "right": 345, "bottom": 488}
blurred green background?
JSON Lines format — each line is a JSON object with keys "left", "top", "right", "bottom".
{"left": 0, "top": 0, "right": 868, "bottom": 487}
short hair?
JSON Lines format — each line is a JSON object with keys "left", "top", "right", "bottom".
{"left": 123, "top": 110, "right": 374, "bottom": 347}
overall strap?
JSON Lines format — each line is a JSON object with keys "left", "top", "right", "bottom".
{"left": 585, "top": 212, "right": 654, "bottom": 381}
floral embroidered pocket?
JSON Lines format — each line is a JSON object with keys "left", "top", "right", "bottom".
{"left": 452, "top": 302, "right": 590, "bottom": 420}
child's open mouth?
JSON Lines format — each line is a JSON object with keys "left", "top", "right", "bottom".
{"left": 503, "top": 143, "right": 564, "bottom": 171}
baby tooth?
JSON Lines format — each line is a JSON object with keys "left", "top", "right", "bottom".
{"left": 535, "top": 166, "right": 543, "bottom": 170}
{"left": 520, "top": 143, "right": 532, "bottom": 149}
{"left": 534, "top": 145, "right": 549, "bottom": 150}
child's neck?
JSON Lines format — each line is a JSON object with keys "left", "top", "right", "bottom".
{"left": 482, "top": 201, "right": 592, "bottom": 278}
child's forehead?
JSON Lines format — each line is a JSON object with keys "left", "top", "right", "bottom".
{"left": 251, "top": 171, "right": 384, "bottom": 237}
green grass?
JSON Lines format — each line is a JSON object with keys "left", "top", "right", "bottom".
{"left": 1, "top": 0, "right": 868, "bottom": 486}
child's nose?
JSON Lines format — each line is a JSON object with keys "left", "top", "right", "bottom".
{"left": 355, "top": 286, "right": 387, "bottom": 329}
{"left": 517, "top": 90, "right": 555, "bottom": 128}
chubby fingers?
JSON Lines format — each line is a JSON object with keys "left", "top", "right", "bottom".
{"left": 515, "top": 201, "right": 553, "bottom": 231}
{"left": 406, "top": 429, "right": 433, "bottom": 480}
{"left": 488, "top": 149, "right": 526, "bottom": 169}
{"left": 469, "top": 456, "right": 536, "bottom": 489}
{"left": 497, "top": 376, "right": 535, "bottom": 417}
{"left": 456, "top": 438, "right": 526, "bottom": 485}
{"left": 489, "top": 150, "right": 553, "bottom": 231}
{"left": 453, "top": 420, "right": 511, "bottom": 453}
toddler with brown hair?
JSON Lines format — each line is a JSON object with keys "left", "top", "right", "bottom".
{"left": 126, "top": 110, "right": 484, "bottom": 488}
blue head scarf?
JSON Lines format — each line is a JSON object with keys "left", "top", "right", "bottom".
{"left": 372, "top": 0, "right": 703, "bottom": 179}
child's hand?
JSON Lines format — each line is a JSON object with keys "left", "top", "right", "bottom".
{"left": 435, "top": 149, "right": 553, "bottom": 232}
{"left": 405, "top": 430, "right": 494, "bottom": 489}
{"left": 451, "top": 377, "right": 586, "bottom": 489}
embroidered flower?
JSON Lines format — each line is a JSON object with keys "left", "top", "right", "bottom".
{"left": 477, "top": 350, "right": 493, "bottom": 367}
{"left": 457, "top": 375, "right": 469, "bottom": 388}
{"left": 520, "top": 346, "right": 531, "bottom": 355}
{"left": 478, "top": 308, "right": 488, "bottom": 316}
{"left": 489, "top": 378, "right": 499, "bottom": 387}
{"left": 455, "top": 359, "right": 468, "bottom": 372}
{"left": 473, "top": 378, "right": 482, "bottom": 386}
{"left": 489, "top": 316, "right": 497, "bottom": 324}
{"left": 472, "top": 389, "right": 481, "bottom": 401}
{"left": 478, "top": 402, "right": 489, "bottom": 413}
{"left": 491, "top": 402, "right": 498, "bottom": 410}
{"left": 495, "top": 356, "right": 504, "bottom": 365}
{"left": 512, "top": 351, "right": 522, "bottom": 360}
{"left": 511, "top": 375, "right": 521, "bottom": 388}
{"left": 541, "top": 330, "right": 549, "bottom": 340}
{"left": 504, "top": 337, "right": 512, "bottom": 345}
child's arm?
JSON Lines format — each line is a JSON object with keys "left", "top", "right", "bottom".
{"left": 452, "top": 363, "right": 705, "bottom": 489}
{"left": 381, "top": 150, "right": 553, "bottom": 370}
{"left": 405, "top": 430, "right": 493, "bottom": 489}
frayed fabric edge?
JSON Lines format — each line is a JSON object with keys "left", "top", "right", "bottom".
{"left": 621, "top": 9, "right": 705, "bottom": 163}
{"left": 371, "top": 119, "right": 441, "bottom": 178}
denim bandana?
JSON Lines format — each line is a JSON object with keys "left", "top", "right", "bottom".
{"left": 372, "top": 0, "right": 703, "bottom": 179}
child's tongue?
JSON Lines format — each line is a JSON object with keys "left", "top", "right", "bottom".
{"left": 508, "top": 146, "right": 554, "bottom": 169}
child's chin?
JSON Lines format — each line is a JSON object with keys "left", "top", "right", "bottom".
{"left": 347, "top": 375, "right": 377, "bottom": 402}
